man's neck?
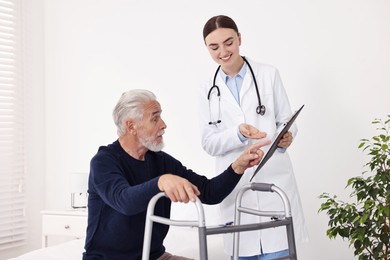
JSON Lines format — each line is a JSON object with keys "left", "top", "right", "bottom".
{"left": 119, "top": 136, "right": 147, "bottom": 161}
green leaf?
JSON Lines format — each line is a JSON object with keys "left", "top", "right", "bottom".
{"left": 354, "top": 239, "right": 362, "bottom": 251}
{"left": 338, "top": 228, "right": 349, "bottom": 238}
{"left": 352, "top": 215, "right": 360, "bottom": 224}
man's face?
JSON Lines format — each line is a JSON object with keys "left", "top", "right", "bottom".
{"left": 136, "top": 100, "right": 166, "bottom": 152}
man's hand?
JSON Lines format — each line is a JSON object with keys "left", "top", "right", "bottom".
{"left": 231, "top": 140, "right": 271, "bottom": 174}
{"left": 277, "top": 131, "right": 293, "bottom": 148}
{"left": 239, "top": 124, "right": 267, "bottom": 139}
{"left": 157, "top": 174, "right": 200, "bottom": 203}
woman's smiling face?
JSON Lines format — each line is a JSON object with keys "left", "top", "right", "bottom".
{"left": 204, "top": 28, "right": 242, "bottom": 72}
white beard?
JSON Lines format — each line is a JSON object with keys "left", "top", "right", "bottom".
{"left": 139, "top": 132, "right": 165, "bottom": 152}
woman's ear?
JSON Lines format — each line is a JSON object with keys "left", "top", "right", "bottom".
{"left": 238, "top": 32, "right": 242, "bottom": 46}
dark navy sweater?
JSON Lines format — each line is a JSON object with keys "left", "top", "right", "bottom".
{"left": 83, "top": 140, "right": 242, "bottom": 260}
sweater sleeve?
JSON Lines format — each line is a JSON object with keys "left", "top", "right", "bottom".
{"left": 193, "top": 165, "right": 242, "bottom": 205}
{"left": 162, "top": 152, "right": 242, "bottom": 205}
{"left": 89, "top": 151, "right": 162, "bottom": 216}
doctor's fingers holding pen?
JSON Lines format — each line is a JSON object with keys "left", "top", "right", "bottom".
{"left": 158, "top": 140, "right": 271, "bottom": 203}
{"left": 239, "top": 123, "right": 267, "bottom": 139}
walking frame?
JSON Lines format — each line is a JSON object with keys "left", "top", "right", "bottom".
{"left": 142, "top": 183, "right": 297, "bottom": 260}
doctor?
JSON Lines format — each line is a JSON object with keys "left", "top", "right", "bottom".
{"left": 198, "top": 15, "right": 309, "bottom": 260}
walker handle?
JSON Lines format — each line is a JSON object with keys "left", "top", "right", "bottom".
{"left": 250, "top": 183, "right": 274, "bottom": 192}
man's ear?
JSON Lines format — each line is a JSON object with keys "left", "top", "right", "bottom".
{"left": 126, "top": 120, "right": 136, "bottom": 135}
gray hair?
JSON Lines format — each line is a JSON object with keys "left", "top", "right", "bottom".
{"left": 112, "top": 89, "right": 157, "bottom": 136}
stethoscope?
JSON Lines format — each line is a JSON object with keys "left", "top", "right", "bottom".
{"left": 207, "top": 56, "right": 266, "bottom": 125}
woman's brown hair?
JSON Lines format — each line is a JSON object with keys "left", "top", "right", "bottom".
{"left": 203, "top": 15, "right": 239, "bottom": 41}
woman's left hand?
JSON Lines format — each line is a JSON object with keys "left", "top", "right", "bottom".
{"left": 277, "top": 131, "right": 293, "bottom": 148}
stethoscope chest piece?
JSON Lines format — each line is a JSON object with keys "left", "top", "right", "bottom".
{"left": 257, "top": 105, "right": 266, "bottom": 115}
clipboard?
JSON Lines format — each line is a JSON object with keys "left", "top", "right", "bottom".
{"left": 249, "top": 104, "right": 304, "bottom": 182}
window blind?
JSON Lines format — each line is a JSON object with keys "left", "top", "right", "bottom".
{"left": 0, "top": 0, "right": 26, "bottom": 250}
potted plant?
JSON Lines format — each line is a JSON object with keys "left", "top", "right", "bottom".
{"left": 319, "top": 115, "right": 390, "bottom": 260}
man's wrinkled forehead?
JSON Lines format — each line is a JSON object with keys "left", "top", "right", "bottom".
{"left": 142, "top": 100, "right": 162, "bottom": 117}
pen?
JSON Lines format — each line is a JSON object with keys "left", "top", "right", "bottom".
{"left": 224, "top": 221, "right": 234, "bottom": 226}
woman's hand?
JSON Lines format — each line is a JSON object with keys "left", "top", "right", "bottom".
{"left": 239, "top": 123, "right": 267, "bottom": 139}
{"left": 277, "top": 131, "right": 293, "bottom": 148}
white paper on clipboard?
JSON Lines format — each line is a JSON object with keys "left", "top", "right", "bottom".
{"left": 250, "top": 104, "right": 304, "bottom": 182}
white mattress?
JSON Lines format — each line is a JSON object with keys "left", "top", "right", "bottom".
{"left": 9, "top": 231, "right": 228, "bottom": 260}
{"left": 8, "top": 239, "right": 85, "bottom": 260}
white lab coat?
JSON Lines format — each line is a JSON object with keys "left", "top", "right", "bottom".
{"left": 197, "top": 58, "right": 309, "bottom": 256}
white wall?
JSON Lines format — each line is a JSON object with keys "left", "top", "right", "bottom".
{"left": 8, "top": 0, "right": 390, "bottom": 259}
{"left": 22, "top": 0, "right": 46, "bottom": 255}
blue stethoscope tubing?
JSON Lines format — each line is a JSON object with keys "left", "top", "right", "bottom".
{"left": 207, "top": 57, "right": 266, "bottom": 125}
